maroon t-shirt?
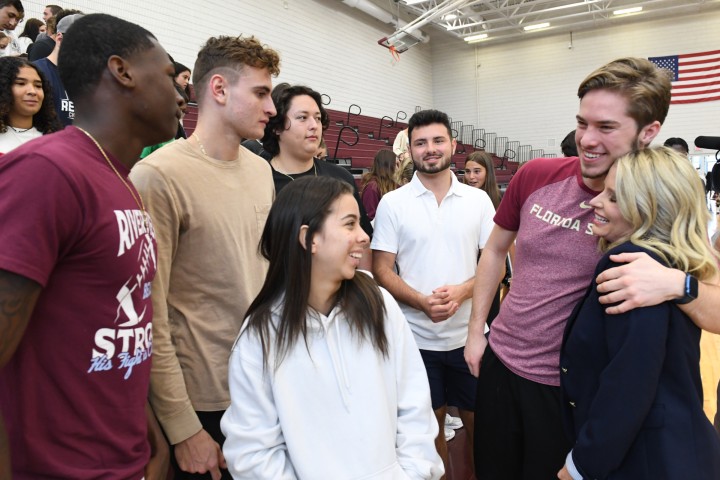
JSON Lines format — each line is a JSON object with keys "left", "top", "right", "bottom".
{"left": 490, "top": 157, "right": 601, "bottom": 386}
{"left": 0, "top": 127, "right": 156, "bottom": 479}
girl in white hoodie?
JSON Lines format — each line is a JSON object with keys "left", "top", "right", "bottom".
{"left": 221, "top": 176, "right": 443, "bottom": 480}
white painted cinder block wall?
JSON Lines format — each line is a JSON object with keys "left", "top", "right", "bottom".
{"left": 17, "top": 1, "right": 720, "bottom": 155}
{"left": 19, "top": 0, "right": 433, "bottom": 119}
{"left": 431, "top": 10, "right": 720, "bottom": 157}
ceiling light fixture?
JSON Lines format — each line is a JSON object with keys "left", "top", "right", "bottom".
{"left": 614, "top": 7, "right": 642, "bottom": 15}
{"left": 524, "top": 22, "right": 550, "bottom": 31}
{"left": 443, "top": 13, "right": 458, "bottom": 20}
{"left": 464, "top": 33, "right": 488, "bottom": 42}
{"left": 404, "top": 0, "right": 427, "bottom": 5}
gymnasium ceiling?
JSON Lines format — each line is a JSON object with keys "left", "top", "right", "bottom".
{"left": 366, "top": 0, "right": 720, "bottom": 47}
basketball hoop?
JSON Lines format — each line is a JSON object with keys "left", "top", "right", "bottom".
{"left": 378, "top": 38, "right": 402, "bottom": 61}
{"left": 378, "top": 31, "right": 421, "bottom": 62}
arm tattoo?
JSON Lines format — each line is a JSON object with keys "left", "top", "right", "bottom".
{"left": 0, "top": 270, "right": 41, "bottom": 367}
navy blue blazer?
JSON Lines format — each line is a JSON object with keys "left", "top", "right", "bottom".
{"left": 560, "top": 242, "right": 720, "bottom": 479}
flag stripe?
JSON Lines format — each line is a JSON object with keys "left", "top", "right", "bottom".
{"left": 672, "top": 95, "right": 720, "bottom": 105}
{"left": 672, "top": 80, "right": 720, "bottom": 90}
{"left": 678, "top": 49, "right": 720, "bottom": 59}
{"left": 680, "top": 57, "right": 720, "bottom": 67}
{"left": 677, "top": 71, "right": 720, "bottom": 82}
{"left": 681, "top": 64, "right": 720, "bottom": 74}
{"left": 673, "top": 87, "right": 720, "bottom": 97}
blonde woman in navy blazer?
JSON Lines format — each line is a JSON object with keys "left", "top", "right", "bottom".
{"left": 558, "top": 147, "right": 720, "bottom": 480}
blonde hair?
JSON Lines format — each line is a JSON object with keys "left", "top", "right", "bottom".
{"left": 603, "top": 147, "right": 719, "bottom": 280}
{"left": 395, "top": 152, "right": 413, "bottom": 185}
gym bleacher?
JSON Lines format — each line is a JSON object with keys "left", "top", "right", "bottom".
{"left": 182, "top": 100, "right": 556, "bottom": 191}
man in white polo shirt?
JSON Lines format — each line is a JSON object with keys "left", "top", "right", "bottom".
{"left": 372, "top": 109, "right": 495, "bottom": 477}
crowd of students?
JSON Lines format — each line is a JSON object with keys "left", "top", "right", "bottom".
{"left": 1, "top": 2, "right": 720, "bottom": 480}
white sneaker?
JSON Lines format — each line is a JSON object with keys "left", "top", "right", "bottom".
{"left": 445, "top": 413, "right": 463, "bottom": 429}
{"left": 444, "top": 426, "right": 456, "bottom": 441}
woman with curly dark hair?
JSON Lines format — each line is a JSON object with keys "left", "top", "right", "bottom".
{"left": 0, "top": 56, "right": 61, "bottom": 153}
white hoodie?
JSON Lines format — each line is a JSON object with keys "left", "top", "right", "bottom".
{"left": 221, "top": 287, "right": 443, "bottom": 479}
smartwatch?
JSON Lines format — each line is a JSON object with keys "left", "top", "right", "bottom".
{"left": 675, "top": 273, "right": 698, "bottom": 305}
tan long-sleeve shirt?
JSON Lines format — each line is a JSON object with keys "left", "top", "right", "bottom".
{"left": 130, "top": 139, "right": 273, "bottom": 444}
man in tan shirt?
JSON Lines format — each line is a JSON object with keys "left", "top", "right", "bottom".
{"left": 130, "top": 36, "right": 280, "bottom": 480}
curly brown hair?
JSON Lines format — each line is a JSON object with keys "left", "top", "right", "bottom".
{"left": 192, "top": 35, "right": 280, "bottom": 103}
{"left": 0, "top": 57, "right": 62, "bottom": 134}
{"left": 261, "top": 84, "right": 329, "bottom": 158}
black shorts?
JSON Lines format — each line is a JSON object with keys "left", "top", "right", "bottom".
{"left": 419, "top": 346, "right": 477, "bottom": 411}
{"left": 474, "top": 345, "right": 570, "bottom": 480}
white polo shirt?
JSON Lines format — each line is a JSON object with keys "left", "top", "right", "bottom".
{"left": 371, "top": 172, "right": 495, "bottom": 351}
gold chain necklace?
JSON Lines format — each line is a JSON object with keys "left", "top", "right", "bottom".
{"left": 76, "top": 127, "right": 148, "bottom": 227}
{"left": 271, "top": 157, "right": 318, "bottom": 182}
{"left": 193, "top": 133, "right": 209, "bottom": 156}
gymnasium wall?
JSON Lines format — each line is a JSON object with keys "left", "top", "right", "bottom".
{"left": 19, "top": 1, "right": 720, "bottom": 155}
{"left": 431, "top": 10, "right": 720, "bottom": 156}
{"left": 19, "top": 0, "right": 434, "bottom": 119}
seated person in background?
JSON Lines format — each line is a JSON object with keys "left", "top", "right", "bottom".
{"left": 221, "top": 176, "right": 444, "bottom": 480}
{"left": 360, "top": 149, "right": 398, "bottom": 221}
{"left": 558, "top": 147, "right": 720, "bottom": 480}
{"left": 0, "top": 56, "right": 61, "bottom": 153}
{"left": 262, "top": 83, "right": 373, "bottom": 240}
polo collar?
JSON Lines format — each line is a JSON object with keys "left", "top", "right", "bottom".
{"left": 408, "top": 170, "right": 465, "bottom": 198}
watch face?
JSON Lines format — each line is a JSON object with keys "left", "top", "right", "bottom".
{"left": 676, "top": 274, "right": 698, "bottom": 304}
{"left": 688, "top": 275, "right": 699, "bottom": 300}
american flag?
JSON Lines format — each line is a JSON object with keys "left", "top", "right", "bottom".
{"left": 649, "top": 50, "right": 720, "bottom": 104}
